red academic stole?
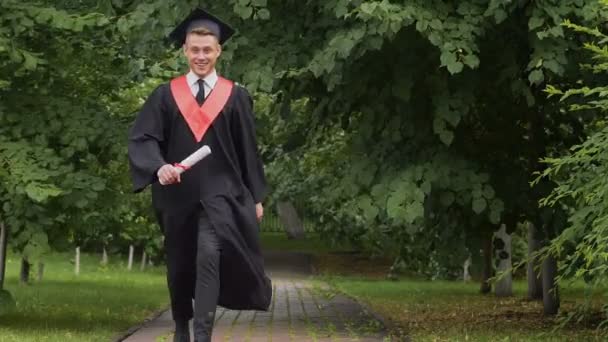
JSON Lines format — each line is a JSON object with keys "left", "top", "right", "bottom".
{"left": 170, "top": 75, "right": 234, "bottom": 142}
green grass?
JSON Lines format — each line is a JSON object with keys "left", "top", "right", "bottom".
{"left": 259, "top": 232, "right": 608, "bottom": 340}
{"left": 263, "top": 232, "right": 608, "bottom": 340}
{"left": 321, "top": 276, "right": 607, "bottom": 341}
{"left": 0, "top": 252, "right": 168, "bottom": 342}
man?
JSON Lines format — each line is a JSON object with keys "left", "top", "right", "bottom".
{"left": 127, "top": 8, "right": 272, "bottom": 342}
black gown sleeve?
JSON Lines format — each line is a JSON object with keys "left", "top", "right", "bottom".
{"left": 127, "top": 86, "right": 168, "bottom": 193}
{"left": 231, "top": 86, "right": 268, "bottom": 203}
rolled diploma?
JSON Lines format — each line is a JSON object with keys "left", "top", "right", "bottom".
{"left": 175, "top": 145, "right": 211, "bottom": 174}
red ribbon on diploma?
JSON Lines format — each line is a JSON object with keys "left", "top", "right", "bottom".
{"left": 173, "top": 163, "right": 190, "bottom": 171}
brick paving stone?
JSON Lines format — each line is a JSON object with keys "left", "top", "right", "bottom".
{"left": 119, "top": 253, "right": 389, "bottom": 342}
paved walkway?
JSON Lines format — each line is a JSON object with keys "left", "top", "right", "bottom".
{"left": 119, "top": 252, "right": 388, "bottom": 342}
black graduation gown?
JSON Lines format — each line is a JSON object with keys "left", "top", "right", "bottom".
{"left": 127, "top": 81, "right": 272, "bottom": 311}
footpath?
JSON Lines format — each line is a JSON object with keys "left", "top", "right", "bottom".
{"left": 118, "top": 252, "right": 389, "bottom": 342}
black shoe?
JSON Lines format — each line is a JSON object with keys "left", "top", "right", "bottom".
{"left": 173, "top": 320, "right": 190, "bottom": 342}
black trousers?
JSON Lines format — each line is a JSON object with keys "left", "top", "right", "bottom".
{"left": 164, "top": 208, "right": 220, "bottom": 339}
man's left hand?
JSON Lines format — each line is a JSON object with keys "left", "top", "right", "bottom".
{"left": 255, "top": 203, "right": 263, "bottom": 222}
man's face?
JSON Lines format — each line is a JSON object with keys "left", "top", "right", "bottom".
{"left": 183, "top": 33, "right": 221, "bottom": 78}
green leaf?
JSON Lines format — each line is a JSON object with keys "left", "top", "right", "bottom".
{"left": 371, "top": 183, "right": 388, "bottom": 201}
{"left": 549, "top": 26, "right": 564, "bottom": 37}
{"left": 335, "top": 36, "right": 356, "bottom": 58}
{"left": 22, "top": 52, "right": 38, "bottom": 71}
{"left": 360, "top": 2, "right": 377, "bottom": 16}
{"left": 544, "top": 59, "right": 562, "bottom": 74}
{"left": 257, "top": 9, "right": 270, "bottom": 20}
{"left": 442, "top": 109, "right": 461, "bottom": 127}
{"left": 472, "top": 198, "right": 487, "bottom": 214}
{"left": 242, "top": 6, "right": 254, "bottom": 19}
{"left": 117, "top": 17, "right": 129, "bottom": 34}
{"left": 259, "top": 73, "right": 274, "bottom": 92}
{"left": 235, "top": 4, "right": 254, "bottom": 19}
{"left": 415, "top": 20, "right": 428, "bottom": 32}
{"left": 428, "top": 32, "right": 442, "bottom": 46}
{"left": 447, "top": 61, "right": 464, "bottom": 74}
{"left": 489, "top": 210, "right": 501, "bottom": 224}
{"left": 357, "top": 195, "right": 379, "bottom": 221}
{"left": 463, "top": 54, "right": 480, "bottom": 68}
{"left": 404, "top": 202, "right": 424, "bottom": 224}
{"left": 440, "top": 51, "right": 457, "bottom": 66}
{"left": 494, "top": 9, "right": 507, "bottom": 24}
{"left": 386, "top": 193, "right": 404, "bottom": 219}
{"left": 429, "top": 19, "right": 443, "bottom": 30}
{"left": 528, "top": 69, "right": 545, "bottom": 85}
{"left": 439, "top": 130, "right": 454, "bottom": 146}
{"left": 25, "top": 183, "right": 62, "bottom": 203}
{"left": 335, "top": 2, "right": 348, "bottom": 17}
{"left": 433, "top": 117, "right": 446, "bottom": 134}
{"left": 529, "top": 16, "right": 545, "bottom": 30}
{"left": 91, "top": 182, "right": 105, "bottom": 192}
{"left": 75, "top": 198, "right": 89, "bottom": 209}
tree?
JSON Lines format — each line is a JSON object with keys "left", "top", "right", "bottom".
{"left": 0, "top": 0, "right": 169, "bottom": 285}
{"left": 538, "top": 7, "right": 608, "bottom": 327}
{"left": 0, "top": 0, "right": 116, "bottom": 276}
{"left": 217, "top": 1, "right": 603, "bottom": 280}
{"left": 197, "top": 2, "right": 604, "bottom": 315}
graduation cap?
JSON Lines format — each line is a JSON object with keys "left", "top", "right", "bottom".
{"left": 168, "top": 8, "right": 236, "bottom": 47}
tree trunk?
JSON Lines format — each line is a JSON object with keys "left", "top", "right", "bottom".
{"left": 277, "top": 201, "right": 306, "bottom": 240}
{"left": 0, "top": 220, "right": 8, "bottom": 290}
{"left": 37, "top": 262, "right": 44, "bottom": 282}
{"left": 494, "top": 224, "right": 513, "bottom": 297}
{"left": 75, "top": 247, "right": 80, "bottom": 276}
{"left": 480, "top": 234, "right": 493, "bottom": 294}
{"left": 542, "top": 254, "right": 560, "bottom": 315}
{"left": 140, "top": 250, "right": 147, "bottom": 271}
{"left": 463, "top": 256, "right": 472, "bottom": 282}
{"left": 20, "top": 258, "right": 30, "bottom": 284}
{"left": 527, "top": 222, "right": 543, "bottom": 300}
{"left": 128, "top": 245, "right": 134, "bottom": 271}
{"left": 101, "top": 246, "right": 108, "bottom": 266}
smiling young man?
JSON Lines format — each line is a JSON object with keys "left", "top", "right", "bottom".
{"left": 127, "top": 8, "right": 271, "bottom": 342}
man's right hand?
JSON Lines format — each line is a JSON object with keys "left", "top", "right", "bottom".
{"left": 157, "top": 164, "right": 181, "bottom": 185}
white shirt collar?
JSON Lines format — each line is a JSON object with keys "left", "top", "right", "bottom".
{"left": 186, "top": 69, "right": 218, "bottom": 89}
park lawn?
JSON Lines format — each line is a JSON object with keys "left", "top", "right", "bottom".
{"left": 0, "top": 251, "right": 169, "bottom": 342}
{"left": 259, "top": 230, "right": 608, "bottom": 341}
{"left": 321, "top": 276, "right": 607, "bottom": 341}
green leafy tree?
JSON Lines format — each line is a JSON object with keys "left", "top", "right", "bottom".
{"left": 0, "top": 0, "right": 168, "bottom": 287}
{"left": 220, "top": 1, "right": 605, "bottom": 284}
{"left": 0, "top": 1, "right": 117, "bottom": 272}
{"left": 539, "top": 4, "right": 608, "bottom": 328}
